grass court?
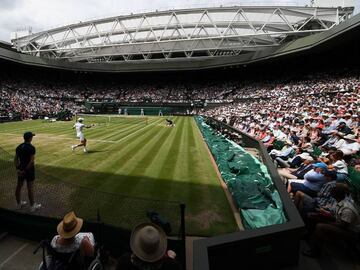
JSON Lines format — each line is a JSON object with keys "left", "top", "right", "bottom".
{"left": 0, "top": 116, "right": 237, "bottom": 236}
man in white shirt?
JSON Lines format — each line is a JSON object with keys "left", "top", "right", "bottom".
{"left": 339, "top": 134, "right": 360, "bottom": 156}
{"left": 71, "top": 118, "right": 92, "bottom": 153}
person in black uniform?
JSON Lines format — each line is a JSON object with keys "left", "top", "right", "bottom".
{"left": 14, "top": 132, "right": 41, "bottom": 212}
{"left": 165, "top": 119, "right": 175, "bottom": 127}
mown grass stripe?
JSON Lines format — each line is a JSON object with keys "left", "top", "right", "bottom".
{"left": 69, "top": 119, "right": 168, "bottom": 189}
{"left": 0, "top": 117, "right": 238, "bottom": 236}
{"left": 151, "top": 117, "right": 185, "bottom": 200}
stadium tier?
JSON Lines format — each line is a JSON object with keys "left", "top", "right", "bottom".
{"left": 0, "top": 4, "right": 360, "bottom": 270}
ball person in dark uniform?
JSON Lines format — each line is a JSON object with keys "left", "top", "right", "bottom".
{"left": 165, "top": 118, "right": 175, "bottom": 127}
{"left": 14, "top": 132, "right": 41, "bottom": 212}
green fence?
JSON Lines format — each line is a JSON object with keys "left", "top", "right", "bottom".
{"left": 85, "top": 101, "right": 188, "bottom": 115}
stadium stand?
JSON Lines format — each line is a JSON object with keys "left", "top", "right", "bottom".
{"left": 1, "top": 7, "right": 360, "bottom": 270}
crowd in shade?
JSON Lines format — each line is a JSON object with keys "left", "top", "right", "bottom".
{"left": 205, "top": 71, "right": 360, "bottom": 258}
{"left": 0, "top": 77, "right": 237, "bottom": 119}
{"left": 2, "top": 71, "right": 358, "bottom": 120}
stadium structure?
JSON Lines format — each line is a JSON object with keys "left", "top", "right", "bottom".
{"left": 4, "top": 3, "right": 357, "bottom": 72}
{"left": 1, "top": 2, "right": 360, "bottom": 270}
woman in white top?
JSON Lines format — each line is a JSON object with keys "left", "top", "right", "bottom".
{"left": 51, "top": 211, "right": 95, "bottom": 258}
{"left": 329, "top": 151, "right": 348, "bottom": 183}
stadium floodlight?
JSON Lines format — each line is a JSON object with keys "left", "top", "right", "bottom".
{"left": 11, "top": 5, "right": 354, "bottom": 63}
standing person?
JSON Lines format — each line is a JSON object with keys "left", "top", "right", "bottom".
{"left": 71, "top": 118, "right": 92, "bottom": 153}
{"left": 140, "top": 108, "right": 144, "bottom": 116}
{"left": 14, "top": 131, "right": 41, "bottom": 212}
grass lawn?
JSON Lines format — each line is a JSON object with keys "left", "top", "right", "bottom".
{"left": 0, "top": 116, "right": 237, "bottom": 236}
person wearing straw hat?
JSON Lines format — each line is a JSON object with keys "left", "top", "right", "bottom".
{"left": 51, "top": 211, "right": 95, "bottom": 258}
{"left": 116, "top": 223, "right": 181, "bottom": 270}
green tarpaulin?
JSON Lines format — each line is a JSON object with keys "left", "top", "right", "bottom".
{"left": 195, "top": 116, "right": 287, "bottom": 229}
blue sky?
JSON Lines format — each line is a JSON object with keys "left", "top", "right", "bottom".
{"left": 0, "top": 0, "right": 358, "bottom": 41}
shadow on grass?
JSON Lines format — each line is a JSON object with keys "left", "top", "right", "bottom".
{"left": 0, "top": 157, "right": 238, "bottom": 237}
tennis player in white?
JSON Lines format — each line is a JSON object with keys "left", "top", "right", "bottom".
{"left": 71, "top": 118, "right": 92, "bottom": 153}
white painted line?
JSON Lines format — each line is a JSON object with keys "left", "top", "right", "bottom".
{"left": 116, "top": 118, "right": 163, "bottom": 143}
{"left": 0, "top": 243, "right": 28, "bottom": 268}
{"left": 0, "top": 133, "right": 117, "bottom": 144}
{"left": 0, "top": 118, "right": 163, "bottom": 145}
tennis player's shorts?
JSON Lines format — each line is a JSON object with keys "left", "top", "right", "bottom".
{"left": 77, "top": 133, "right": 85, "bottom": 141}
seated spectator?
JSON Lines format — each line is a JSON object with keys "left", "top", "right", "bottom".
{"left": 320, "top": 130, "right": 341, "bottom": 151}
{"left": 300, "top": 137, "right": 313, "bottom": 153}
{"left": 328, "top": 150, "right": 348, "bottom": 182}
{"left": 51, "top": 211, "right": 95, "bottom": 258}
{"left": 269, "top": 140, "right": 295, "bottom": 162}
{"left": 339, "top": 134, "right": 360, "bottom": 156}
{"left": 278, "top": 156, "right": 314, "bottom": 182}
{"left": 302, "top": 183, "right": 360, "bottom": 258}
{"left": 288, "top": 163, "right": 329, "bottom": 197}
{"left": 277, "top": 151, "right": 313, "bottom": 169}
{"left": 336, "top": 121, "right": 352, "bottom": 136}
{"left": 116, "top": 223, "right": 182, "bottom": 270}
{"left": 294, "top": 170, "right": 338, "bottom": 217}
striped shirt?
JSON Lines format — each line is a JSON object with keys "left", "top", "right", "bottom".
{"left": 315, "top": 181, "right": 336, "bottom": 212}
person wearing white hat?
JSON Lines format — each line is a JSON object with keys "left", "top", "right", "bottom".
{"left": 71, "top": 118, "right": 93, "bottom": 153}
{"left": 328, "top": 151, "right": 348, "bottom": 182}
{"left": 277, "top": 153, "right": 314, "bottom": 181}
{"left": 338, "top": 134, "right": 360, "bottom": 156}
{"left": 116, "top": 223, "right": 181, "bottom": 270}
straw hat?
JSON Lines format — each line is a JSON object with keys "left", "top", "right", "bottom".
{"left": 57, "top": 211, "right": 83, "bottom": 239}
{"left": 130, "top": 223, "right": 167, "bottom": 263}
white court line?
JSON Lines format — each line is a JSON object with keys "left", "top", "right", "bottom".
{"left": 0, "top": 118, "right": 163, "bottom": 144}
{"left": 116, "top": 118, "right": 164, "bottom": 143}
{"left": 0, "top": 122, "right": 71, "bottom": 134}
{"left": 0, "top": 243, "right": 29, "bottom": 268}
{"left": 0, "top": 132, "right": 117, "bottom": 144}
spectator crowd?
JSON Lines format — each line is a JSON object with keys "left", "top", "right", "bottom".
{"left": 0, "top": 76, "right": 237, "bottom": 120}
{"left": 2, "top": 68, "right": 360, "bottom": 261}
{"left": 204, "top": 71, "right": 360, "bottom": 258}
